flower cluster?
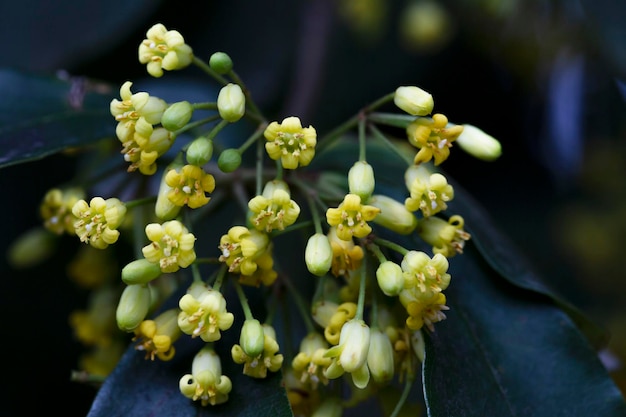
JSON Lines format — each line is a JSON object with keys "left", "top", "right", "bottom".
{"left": 16, "top": 23, "right": 502, "bottom": 417}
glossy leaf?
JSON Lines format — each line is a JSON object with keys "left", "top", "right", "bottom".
{"left": 0, "top": 69, "right": 114, "bottom": 169}
{"left": 422, "top": 241, "right": 626, "bottom": 416}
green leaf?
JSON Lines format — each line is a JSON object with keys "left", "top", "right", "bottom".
{"left": 421, "top": 241, "right": 626, "bottom": 416}
{"left": 0, "top": 69, "right": 114, "bottom": 169}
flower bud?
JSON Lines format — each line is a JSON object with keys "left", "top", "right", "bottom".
{"left": 367, "top": 328, "right": 395, "bottom": 384}
{"left": 7, "top": 227, "right": 56, "bottom": 269}
{"left": 338, "top": 319, "right": 370, "bottom": 373}
{"left": 394, "top": 86, "right": 434, "bottom": 116}
{"left": 217, "top": 149, "right": 242, "bottom": 172}
{"left": 209, "top": 52, "right": 233, "bottom": 74}
{"left": 376, "top": 261, "right": 404, "bottom": 296}
{"left": 368, "top": 194, "right": 417, "bottom": 234}
{"left": 186, "top": 136, "right": 213, "bottom": 166}
{"left": 116, "top": 284, "right": 151, "bottom": 332}
{"left": 240, "top": 319, "right": 265, "bottom": 358}
{"left": 155, "top": 159, "right": 184, "bottom": 221}
{"left": 455, "top": 124, "right": 502, "bottom": 161}
{"left": 217, "top": 83, "right": 245, "bottom": 122}
{"left": 348, "top": 161, "right": 375, "bottom": 202}
{"left": 121, "top": 259, "right": 163, "bottom": 285}
{"left": 161, "top": 101, "right": 194, "bottom": 131}
{"left": 305, "top": 233, "right": 333, "bottom": 276}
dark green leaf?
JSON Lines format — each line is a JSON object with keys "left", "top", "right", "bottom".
{"left": 422, "top": 241, "right": 626, "bottom": 417}
{"left": 0, "top": 69, "right": 114, "bottom": 169}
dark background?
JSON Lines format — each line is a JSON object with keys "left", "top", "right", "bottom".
{"left": 1, "top": 0, "right": 625, "bottom": 415}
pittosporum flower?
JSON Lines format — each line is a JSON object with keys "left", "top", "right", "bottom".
{"left": 367, "top": 328, "right": 395, "bottom": 384}
{"left": 72, "top": 197, "right": 127, "bottom": 249}
{"left": 401, "top": 291, "right": 449, "bottom": 331}
{"left": 231, "top": 323, "right": 284, "bottom": 378}
{"left": 376, "top": 261, "right": 404, "bottom": 297}
{"left": 406, "top": 113, "right": 463, "bottom": 165}
{"left": 217, "top": 83, "right": 246, "bottom": 122}
{"left": 40, "top": 187, "right": 85, "bottom": 235}
{"left": 177, "top": 282, "right": 234, "bottom": 342}
{"left": 264, "top": 116, "right": 317, "bottom": 169}
{"left": 327, "top": 226, "right": 364, "bottom": 278}
{"left": 404, "top": 164, "right": 454, "bottom": 217}
{"left": 323, "top": 302, "right": 357, "bottom": 345}
{"left": 139, "top": 23, "right": 193, "bottom": 78}
{"left": 305, "top": 233, "right": 333, "bottom": 277}
{"left": 165, "top": 164, "right": 216, "bottom": 209}
{"left": 248, "top": 180, "right": 300, "bottom": 232}
{"left": 400, "top": 250, "right": 451, "bottom": 296}
{"left": 324, "top": 319, "right": 371, "bottom": 389}
{"left": 179, "top": 347, "right": 232, "bottom": 406}
{"left": 326, "top": 194, "right": 380, "bottom": 241}
{"left": 348, "top": 161, "right": 375, "bottom": 202}
{"left": 292, "top": 332, "right": 332, "bottom": 388}
{"left": 133, "top": 308, "right": 182, "bottom": 361}
{"left": 129, "top": 118, "right": 174, "bottom": 175}
{"left": 218, "top": 226, "right": 270, "bottom": 276}
{"left": 417, "top": 214, "right": 471, "bottom": 258}
{"left": 110, "top": 81, "right": 167, "bottom": 142}
{"left": 142, "top": 220, "right": 196, "bottom": 273}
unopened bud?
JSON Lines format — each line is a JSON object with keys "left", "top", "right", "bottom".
{"left": 348, "top": 161, "right": 375, "bottom": 202}
{"left": 367, "top": 328, "right": 395, "bottom": 384}
{"left": 217, "top": 149, "right": 242, "bottom": 172}
{"left": 338, "top": 319, "right": 370, "bottom": 373}
{"left": 155, "top": 159, "right": 183, "bottom": 220}
{"left": 368, "top": 194, "right": 417, "bottom": 234}
{"left": 121, "top": 259, "right": 162, "bottom": 285}
{"left": 161, "top": 101, "right": 194, "bottom": 131}
{"left": 376, "top": 261, "right": 404, "bottom": 296}
{"left": 186, "top": 136, "right": 213, "bottom": 166}
{"left": 209, "top": 52, "right": 233, "bottom": 74}
{"left": 240, "top": 319, "right": 265, "bottom": 358}
{"left": 456, "top": 124, "right": 502, "bottom": 161}
{"left": 394, "top": 86, "right": 434, "bottom": 116}
{"left": 116, "top": 284, "right": 151, "bottom": 332}
{"left": 305, "top": 233, "right": 333, "bottom": 276}
{"left": 217, "top": 83, "right": 245, "bottom": 122}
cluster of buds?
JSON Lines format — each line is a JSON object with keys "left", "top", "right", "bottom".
{"left": 18, "top": 22, "right": 502, "bottom": 416}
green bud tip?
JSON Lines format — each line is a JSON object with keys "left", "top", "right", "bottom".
{"left": 217, "top": 149, "right": 242, "bottom": 173}
{"left": 209, "top": 52, "right": 233, "bottom": 74}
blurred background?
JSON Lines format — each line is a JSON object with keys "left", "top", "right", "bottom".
{"left": 1, "top": 0, "right": 625, "bottom": 415}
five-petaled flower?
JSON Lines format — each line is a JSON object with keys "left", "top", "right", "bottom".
{"left": 406, "top": 113, "right": 464, "bottom": 165}
{"left": 142, "top": 220, "right": 196, "bottom": 273}
{"left": 326, "top": 194, "right": 380, "bottom": 241}
{"left": 264, "top": 116, "right": 317, "bottom": 169}
{"left": 72, "top": 197, "right": 127, "bottom": 249}
{"left": 165, "top": 164, "right": 216, "bottom": 208}
{"left": 177, "top": 282, "right": 235, "bottom": 342}
{"left": 139, "top": 23, "right": 193, "bottom": 78}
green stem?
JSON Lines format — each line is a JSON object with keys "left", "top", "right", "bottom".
{"left": 305, "top": 189, "right": 324, "bottom": 235}
{"left": 233, "top": 279, "right": 254, "bottom": 320}
{"left": 173, "top": 115, "right": 222, "bottom": 139}
{"left": 373, "top": 237, "right": 409, "bottom": 256}
{"left": 192, "top": 56, "right": 229, "bottom": 85}
{"left": 389, "top": 375, "right": 416, "bottom": 417}
{"left": 124, "top": 196, "right": 157, "bottom": 210}
{"left": 191, "top": 102, "right": 218, "bottom": 111}
{"left": 368, "top": 123, "right": 413, "bottom": 166}
{"left": 228, "top": 69, "right": 265, "bottom": 121}
{"left": 206, "top": 119, "right": 230, "bottom": 142}
{"left": 367, "top": 112, "right": 417, "bottom": 129}
{"left": 191, "top": 262, "right": 203, "bottom": 283}
{"left": 358, "top": 115, "right": 367, "bottom": 162}
{"left": 355, "top": 250, "right": 367, "bottom": 321}
{"left": 256, "top": 132, "right": 264, "bottom": 196}
{"left": 367, "top": 242, "right": 387, "bottom": 264}
{"left": 280, "top": 271, "right": 316, "bottom": 333}
{"left": 237, "top": 122, "right": 267, "bottom": 154}
{"left": 213, "top": 263, "right": 228, "bottom": 292}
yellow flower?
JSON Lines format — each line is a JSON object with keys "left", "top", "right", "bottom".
{"left": 110, "top": 81, "right": 167, "bottom": 140}
{"left": 142, "top": 220, "right": 196, "bottom": 273}
{"left": 40, "top": 187, "right": 85, "bottom": 235}
{"left": 72, "top": 197, "right": 127, "bottom": 249}
{"left": 323, "top": 302, "right": 357, "bottom": 345}
{"left": 264, "top": 116, "right": 317, "bottom": 169}
{"left": 400, "top": 250, "right": 451, "bottom": 296}
{"left": 404, "top": 164, "right": 454, "bottom": 217}
{"left": 179, "top": 347, "right": 232, "bottom": 406}
{"left": 177, "top": 282, "right": 235, "bottom": 342}
{"left": 248, "top": 180, "right": 300, "bottom": 232}
{"left": 218, "top": 226, "right": 270, "bottom": 276}
{"left": 292, "top": 332, "right": 332, "bottom": 389}
{"left": 417, "top": 214, "right": 471, "bottom": 258}
{"left": 236, "top": 246, "right": 278, "bottom": 287}
{"left": 165, "top": 164, "right": 216, "bottom": 208}
{"left": 327, "top": 226, "right": 364, "bottom": 278}
{"left": 231, "top": 324, "right": 284, "bottom": 378}
{"left": 326, "top": 194, "right": 380, "bottom": 241}
{"left": 133, "top": 308, "right": 182, "bottom": 361}
{"left": 139, "top": 23, "right": 193, "bottom": 78}
{"left": 406, "top": 113, "right": 463, "bottom": 165}
{"left": 402, "top": 292, "right": 449, "bottom": 331}
{"left": 128, "top": 118, "right": 174, "bottom": 175}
